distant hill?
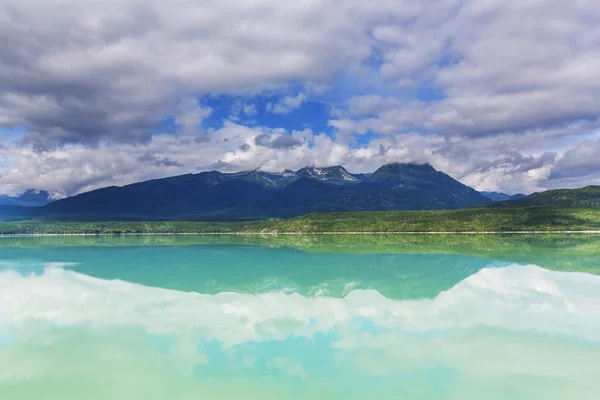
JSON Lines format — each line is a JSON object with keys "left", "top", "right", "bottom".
{"left": 0, "top": 190, "right": 52, "bottom": 207}
{"left": 489, "top": 186, "right": 600, "bottom": 208}
{"left": 0, "top": 205, "right": 27, "bottom": 218}
{"left": 42, "top": 163, "right": 491, "bottom": 220}
{"left": 0, "top": 204, "right": 45, "bottom": 222}
{"left": 480, "top": 191, "right": 527, "bottom": 202}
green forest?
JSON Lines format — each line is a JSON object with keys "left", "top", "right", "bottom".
{"left": 1, "top": 206, "right": 599, "bottom": 235}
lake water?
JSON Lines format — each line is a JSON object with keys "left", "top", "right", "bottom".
{"left": 1, "top": 235, "right": 599, "bottom": 399}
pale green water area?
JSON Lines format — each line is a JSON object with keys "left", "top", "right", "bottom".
{"left": 1, "top": 234, "right": 600, "bottom": 399}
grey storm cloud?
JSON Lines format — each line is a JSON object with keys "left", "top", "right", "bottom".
{"left": 137, "top": 153, "right": 182, "bottom": 168}
{"left": 469, "top": 151, "right": 557, "bottom": 175}
{"left": 270, "top": 136, "right": 303, "bottom": 149}
{"left": 549, "top": 139, "right": 600, "bottom": 181}
{"left": 254, "top": 134, "right": 302, "bottom": 149}
{"left": 194, "top": 135, "right": 211, "bottom": 144}
{"left": 254, "top": 134, "right": 271, "bottom": 147}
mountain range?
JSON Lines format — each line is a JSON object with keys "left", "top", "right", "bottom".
{"left": 38, "top": 163, "right": 491, "bottom": 220}
{"left": 480, "top": 191, "right": 527, "bottom": 202}
{"left": 487, "top": 186, "right": 600, "bottom": 208}
{"left": 0, "top": 190, "right": 52, "bottom": 207}
{"left": 3, "top": 163, "right": 597, "bottom": 222}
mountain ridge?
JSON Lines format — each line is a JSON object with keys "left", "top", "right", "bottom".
{"left": 481, "top": 191, "right": 527, "bottom": 202}
{"left": 0, "top": 189, "right": 52, "bottom": 207}
{"left": 41, "top": 163, "right": 492, "bottom": 219}
{"left": 488, "top": 186, "right": 600, "bottom": 208}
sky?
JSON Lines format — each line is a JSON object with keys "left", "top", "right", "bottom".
{"left": 1, "top": 0, "right": 600, "bottom": 198}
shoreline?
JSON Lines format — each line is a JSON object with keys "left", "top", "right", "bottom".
{"left": 1, "top": 230, "right": 600, "bottom": 237}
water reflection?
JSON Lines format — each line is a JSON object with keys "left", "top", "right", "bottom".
{"left": 1, "top": 248, "right": 507, "bottom": 299}
{"left": 1, "top": 237, "right": 600, "bottom": 399}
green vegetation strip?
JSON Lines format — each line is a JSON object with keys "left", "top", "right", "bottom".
{"left": 1, "top": 206, "right": 600, "bottom": 235}
{"left": 2, "top": 233, "right": 600, "bottom": 276}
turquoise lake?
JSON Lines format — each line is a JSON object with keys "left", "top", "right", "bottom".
{"left": 1, "top": 235, "right": 599, "bottom": 399}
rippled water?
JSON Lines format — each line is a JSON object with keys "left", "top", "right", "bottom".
{"left": 1, "top": 235, "right": 599, "bottom": 399}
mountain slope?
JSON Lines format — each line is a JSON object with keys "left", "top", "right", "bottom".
{"left": 296, "top": 166, "right": 362, "bottom": 183}
{"left": 42, "top": 163, "right": 491, "bottom": 219}
{"left": 481, "top": 191, "right": 527, "bottom": 202}
{"left": 327, "top": 163, "right": 490, "bottom": 211}
{"left": 0, "top": 190, "right": 52, "bottom": 207}
{"left": 489, "top": 186, "right": 600, "bottom": 208}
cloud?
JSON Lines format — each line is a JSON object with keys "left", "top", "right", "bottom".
{"left": 270, "top": 136, "right": 303, "bottom": 149}
{"left": 254, "top": 134, "right": 271, "bottom": 147}
{"left": 0, "top": 122, "right": 327, "bottom": 197}
{"left": 137, "top": 153, "right": 183, "bottom": 168}
{"left": 328, "top": 0, "right": 600, "bottom": 140}
{"left": 243, "top": 104, "right": 258, "bottom": 117}
{"left": 0, "top": 0, "right": 375, "bottom": 147}
{"left": 3, "top": 263, "right": 599, "bottom": 398}
{"left": 266, "top": 93, "right": 307, "bottom": 114}
{"left": 3, "top": 1, "right": 600, "bottom": 146}
{"left": 230, "top": 100, "right": 258, "bottom": 120}
{"left": 254, "top": 134, "right": 302, "bottom": 149}
{"left": 2, "top": 264, "right": 600, "bottom": 347}
{"left": 549, "top": 137, "right": 600, "bottom": 181}
{"left": 174, "top": 98, "right": 213, "bottom": 136}
{"left": 2, "top": 118, "right": 598, "bottom": 197}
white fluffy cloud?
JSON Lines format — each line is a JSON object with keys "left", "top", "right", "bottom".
{"left": 2, "top": 120, "right": 596, "bottom": 197}
{"left": 266, "top": 93, "right": 307, "bottom": 114}
{"left": 2, "top": 263, "right": 600, "bottom": 347}
{"left": 2, "top": 263, "right": 600, "bottom": 398}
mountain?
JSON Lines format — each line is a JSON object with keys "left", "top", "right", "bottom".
{"left": 41, "top": 163, "right": 492, "bottom": 220}
{"left": 190, "top": 166, "right": 365, "bottom": 189}
{"left": 326, "top": 163, "right": 491, "bottom": 212}
{"left": 0, "top": 205, "right": 28, "bottom": 219}
{"left": 296, "top": 166, "right": 363, "bottom": 184}
{"left": 481, "top": 191, "right": 527, "bottom": 202}
{"left": 488, "top": 186, "right": 600, "bottom": 208}
{"left": 0, "top": 189, "right": 52, "bottom": 207}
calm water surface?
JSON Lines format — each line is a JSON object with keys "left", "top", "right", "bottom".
{"left": 1, "top": 235, "right": 599, "bottom": 399}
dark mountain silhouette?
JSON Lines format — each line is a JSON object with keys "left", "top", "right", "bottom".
{"left": 480, "top": 191, "right": 527, "bottom": 202}
{"left": 0, "top": 189, "right": 52, "bottom": 207}
{"left": 40, "top": 163, "right": 491, "bottom": 220}
{"left": 488, "top": 186, "right": 600, "bottom": 208}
